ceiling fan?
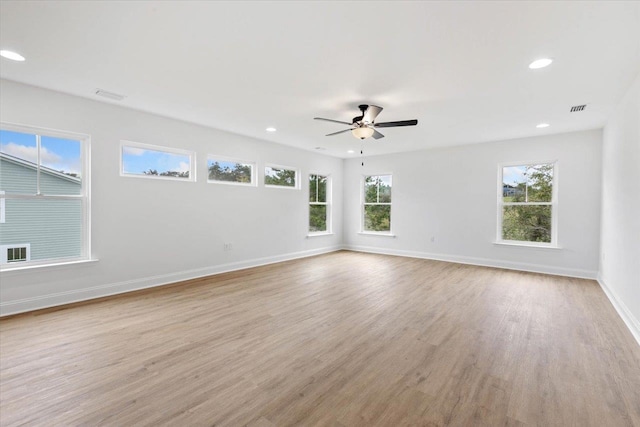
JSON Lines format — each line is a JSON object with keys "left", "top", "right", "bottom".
{"left": 314, "top": 104, "right": 418, "bottom": 140}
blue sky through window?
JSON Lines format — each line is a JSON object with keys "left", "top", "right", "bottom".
{"left": 122, "top": 145, "right": 190, "bottom": 176}
{"left": 0, "top": 130, "right": 81, "bottom": 175}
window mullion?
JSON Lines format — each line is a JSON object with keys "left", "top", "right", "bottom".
{"left": 36, "top": 133, "right": 41, "bottom": 195}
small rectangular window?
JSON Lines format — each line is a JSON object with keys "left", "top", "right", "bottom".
{"left": 1, "top": 244, "right": 31, "bottom": 264}
{"left": 363, "top": 175, "right": 392, "bottom": 233}
{"left": 265, "top": 165, "right": 299, "bottom": 189}
{"left": 207, "top": 156, "right": 256, "bottom": 186}
{"left": 121, "top": 141, "right": 194, "bottom": 181}
{"left": 309, "top": 174, "right": 330, "bottom": 233}
{"left": 499, "top": 163, "right": 556, "bottom": 244}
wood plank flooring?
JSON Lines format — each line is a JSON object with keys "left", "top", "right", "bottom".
{"left": 1, "top": 251, "right": 639, "bottom": 426}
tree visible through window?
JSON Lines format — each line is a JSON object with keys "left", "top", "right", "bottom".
{"left": 309, "top": 174, "right": 329, "bottom": 233}
{"left": 208, "top": 158, "right": 254, "bottom": 185}
{"left": 363, "top": 175, "right": 392, "bottom": 232}
{"left": 500, "top": 163, "right": 555, "bottom": 244}
{"left": 121, "top": 141, "right": 193, "bottom": 180}
{"left": 265, "top": 166, "right": 298, "bottom": 188}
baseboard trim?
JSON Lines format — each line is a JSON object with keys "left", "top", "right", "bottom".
{"left": 342, "top": 245, "right": 598, "bottom": 280}
{"left": 0, "top": 246, "right": 342, "bottom": 317}
{"left": 597, "top": 276, "right": 640, "bottom": 347}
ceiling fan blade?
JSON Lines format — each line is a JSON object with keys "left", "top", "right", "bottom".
{"left": 372, "top": 129, "right": 385, "bottom": 140}
{"left": 363, "top": 105, "right": 383, "bottom": 123}
{"left": 314, "top": 117, "right": 352, "bottom": 126}
{"left": 374, "top": 119, "right": 418, "bottom": 128}
{"left": 325, "top": 129, "right": 352, "bottom": 137}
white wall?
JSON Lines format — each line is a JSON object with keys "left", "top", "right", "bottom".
{"left": 343, "top": 130, "right": 603, "bottom": 278}
{"left": 0, "top": 79, "right": 343, "bottom": 315}
{"left": 599, "top": 73, "right": 640, "bottom": 343}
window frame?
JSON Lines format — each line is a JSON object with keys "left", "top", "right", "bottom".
{"left": 120, "top": 140, "right": 195, "bottom": 182}
{"left": 207, "top": 155, "right": 257, "bottom": 187}
{"left": 308, "top": 173, "right": 332, "bottom": 236}
{"left": 264, "top": 163, "right": 300, "bottom": 190}
{"left": 361, "top": 174, "right": 393, "bottom": 235}
{"left": 0, "top": 122, "right": 91, "bottom": 269}
{"left": 496, "top": 160, "right": 558, "bottom": 247}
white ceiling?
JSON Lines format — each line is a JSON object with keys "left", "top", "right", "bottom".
{"left": 1, "top": 1, "right": 639, "bottom": 158}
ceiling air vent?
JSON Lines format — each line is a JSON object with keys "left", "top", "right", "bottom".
{"left": 95, "top": 89, "right": 125, "bottom": 101}
{"left": 570, "top": 104, "right": 587, "bottom": 112}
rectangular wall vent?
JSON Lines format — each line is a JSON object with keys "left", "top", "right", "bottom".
{"left": 570, "top": 104, "right": 587, "bottom": 112}
{"left": 95, "top": 89, "right": 125, "bottom": 101}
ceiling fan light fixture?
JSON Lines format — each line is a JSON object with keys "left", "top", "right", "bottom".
{"left": 352, "top": 127, "right": 374, "bottom": 140}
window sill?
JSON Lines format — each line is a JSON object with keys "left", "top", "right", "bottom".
{"left": 0, "top": 258, "right": 99, "bottom": 274}
{"left": 493, "top": 241, "right": 561, "bottom": 250}
{"left": 307, "top": 232, "right": 334, "bottom": 238}
{"left": 358, "top": 232, "right": 396, "bottom": 238}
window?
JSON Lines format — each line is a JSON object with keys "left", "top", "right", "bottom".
{"left": 1, "top": 244, "right": 30, "bottom": 264}
{"left": 265, "top": 165, "right": 299, "bottom": 189}
{"left": 309, "top": 174, "right": 330, "bottom": 234}
{"left": 208, "top": 156, "right": 255, "bottom": 186}
{"left": 363, "top": 175, "right": 392, "bottom": 233}
{"left": 499, "top": 162, "right": 556, "bottom": 245}
{"left": 121, "top": 141, "right": 194, "bottom": 181}
{"left": 0, "top": 125, "right": 89, "bottom": 267}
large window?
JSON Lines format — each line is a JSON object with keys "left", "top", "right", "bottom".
{"left": 363, "top": 175, "right": 392, "bottom": 233}
{"left": 208, "top": 156, "right": 255, "bottom": 186}
{"left": 121, "top": 140, "right": 194, "bottom": 181}
{"left": 0, "top": 125, "right": 89, "bottom": 267}
{"left": 265, "top": 165, "right": 299, "bottom": 189}
{"left": 499, "top": 162, "right": 556, "bottom": 245}
{"left": 309, "top": 174, "right": 330, "bottom": 234}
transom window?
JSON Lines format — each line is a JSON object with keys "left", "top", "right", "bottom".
{"left": 265, "top": 165, "right": 299, "bottom": 189}
{"left": 309, "top": 174, "right": 330, "bottom": 234}
{"left": 121, "top": 140, "right": 194, "bottom": 181}
{"left": 208, "top": 156, "right": 256, "bottom": 186}
{"left": 499, "top": 162, "right": 557, "bottom": 245}
{"left": 363, "top": 175, "right": 392, "bottom": 233}
{"left": 0, "top": 125, "right": 89, "bottom": 267}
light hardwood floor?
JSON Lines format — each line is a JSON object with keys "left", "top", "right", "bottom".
{"left": 1, "top": 251, "right": 639, "bottom": 426}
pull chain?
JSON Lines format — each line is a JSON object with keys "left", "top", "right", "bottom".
{"left": 360, "top": 142, "right": 365, "bottom": 167}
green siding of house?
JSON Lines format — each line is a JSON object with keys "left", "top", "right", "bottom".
{"left": 0, "top": 157, "right": 82, "bottom": 262}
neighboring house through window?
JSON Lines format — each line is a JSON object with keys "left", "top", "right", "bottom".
{"left": 0, "top": 125, "right": 90, "bottom": 267}
{"left": 498, "top": 162, "right": 557, "bottom": 245}
{"left": 363, "top": 175, "right": 392, "bottom": 233}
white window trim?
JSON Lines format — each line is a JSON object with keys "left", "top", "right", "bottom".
{"left": 308, "top": 172, "right": 332, "bottom": 236}
{"left": 361, "top": 174, "right": 394, "bottom": 235}
{"left": 496, "top": 160, "right": 559, "bottom": 248}
{"left": 0, "top": 243, "right": 31, "bottom": 264}
{"left": 264, "top": 163, "right": 300, "bottom": 190}
{"left": 0, "top": 191, "right": 5, "bottom": 223}
{"left": 120, "top": 140, "right": 196, "bottom": 182}
{"left": 207, "top": 155, "right": 257, "bottom": 187}
{"left": 0, "top": 122, "right": 92, "bottom": 271}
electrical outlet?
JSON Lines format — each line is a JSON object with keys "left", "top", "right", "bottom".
{"left": 430, "top": 236, "right": 435, "bottom": 243}
{"left": 223, "top": 243, "right": 233, "bottom": 251}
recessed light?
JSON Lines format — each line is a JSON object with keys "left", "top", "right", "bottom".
{"left": 529, "top": 58, "right": 553, "bottom": 69}
{"left": 265, "top": 127, "right": 276, "bottom": 132}
{"left": 347, "top": 150, "right": 355, "bottom": 153}
{"left": 0, "top": 50, "right": 25, "bottom": 61}
{"left": 536, "top": 123, "right": 550, "bottom": 128}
